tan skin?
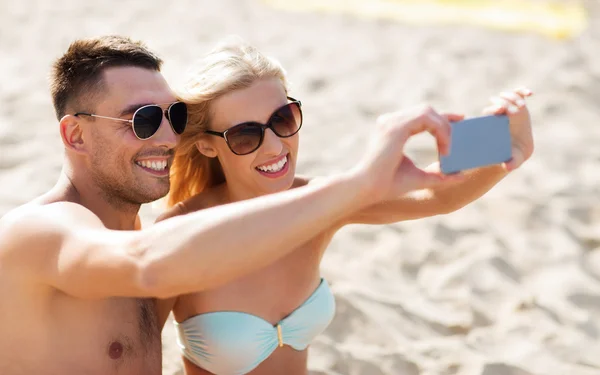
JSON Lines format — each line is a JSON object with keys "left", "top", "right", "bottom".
{"left": 0, "top": 66, "right": 178, "bottom": 374}
{"left": 157, "top": 79, "right": 534, "bottom": 375}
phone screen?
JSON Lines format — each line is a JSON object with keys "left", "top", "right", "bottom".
{"left": 440, "top": 115, "right": 512, "bottom": 174}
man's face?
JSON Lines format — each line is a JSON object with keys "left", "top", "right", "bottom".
{"left": 83, "top": 66, "right": 179, "bottom": 205}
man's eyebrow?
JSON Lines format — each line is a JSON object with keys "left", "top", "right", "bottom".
{"left": 118, "top": 103, "right": 151, "bottom": 117}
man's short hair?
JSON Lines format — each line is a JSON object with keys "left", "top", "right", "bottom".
{"left": 50, "top": 35, "right": 163, "bottom": 120}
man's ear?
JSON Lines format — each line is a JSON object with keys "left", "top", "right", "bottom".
{"left": 195, "top": 137, "right": 218, "bottom": 158}
{"left": 59, "top": 115, "right": 87, "bottom": 155}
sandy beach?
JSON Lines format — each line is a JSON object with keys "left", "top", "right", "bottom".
{"left": 1, "top": 0, "right": 600, "bottom": 374}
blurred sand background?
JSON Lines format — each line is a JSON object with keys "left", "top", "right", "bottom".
{"left": 1, "top": 0, "right": 600, "bottom": 374}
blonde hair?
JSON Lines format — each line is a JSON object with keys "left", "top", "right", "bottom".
{"left": 166, "top": 37, "right": 289, "bottom": 207}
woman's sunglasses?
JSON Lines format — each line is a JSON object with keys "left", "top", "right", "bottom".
{"left": 205, "top": 97, "right": 302, "bottom": 155}
{"left": 74, "top": 101, "right": 188, "bottom": 140}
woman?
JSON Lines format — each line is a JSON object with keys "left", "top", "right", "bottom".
{"left": 157, "top": 39, "right": 534, "bottom": 375}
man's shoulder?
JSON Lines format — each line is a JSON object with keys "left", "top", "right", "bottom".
{"left": 2, "top": 201, "right": 98, "bottom": 228}
{"left": 0, "top": 202, "right": 101, "bottom": 254}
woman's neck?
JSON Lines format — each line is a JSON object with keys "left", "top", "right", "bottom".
{"left": 224, "top": 184, "right": 267, "bottom": 204}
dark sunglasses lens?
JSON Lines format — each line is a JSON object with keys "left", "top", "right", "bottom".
{"left": 168, "top": 102, "right": 188, "bottom": 134}
{"left": 133, "top": 106, "right": 163, "bottom": 139}
{"left": 226, "top": 124, "right": 263, "bottom": 155}
{"left": 270, "top": 102, "right": 302, "bottom": 137}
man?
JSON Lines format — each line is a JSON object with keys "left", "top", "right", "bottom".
{"left": 0, "top": 35, "right": 500, "bottom": 374}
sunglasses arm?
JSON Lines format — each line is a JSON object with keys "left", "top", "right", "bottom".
{"left": 204, "top": 130, "right": 226, "bottom": 138}
{"left": 74, "top": 113, "right": 133, "bottom": 124}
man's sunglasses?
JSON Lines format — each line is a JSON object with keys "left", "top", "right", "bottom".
{"left": 205, "top": 97, "right": 302, "bottom": 155}
{"left": 74, "top": 101, "right": 188, "bottom": 140}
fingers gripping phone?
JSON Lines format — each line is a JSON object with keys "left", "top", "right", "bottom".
{"left": 440, "top": 115, "right": 512, "bottom": 175}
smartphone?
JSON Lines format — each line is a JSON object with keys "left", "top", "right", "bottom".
{"left": 439, "top": 115, "right": 512, "bottom": 175}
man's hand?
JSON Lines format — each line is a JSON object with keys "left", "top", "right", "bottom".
{"left": 353, "top": 106, "right": 465, "bottom": 204}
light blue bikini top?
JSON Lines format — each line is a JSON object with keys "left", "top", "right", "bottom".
{"left": 174, "top": 278, "right": 335, "bottom": 375}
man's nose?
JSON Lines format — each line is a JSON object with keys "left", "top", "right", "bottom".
{"left": 148, "top": 113, "right": 178, "bottom": 149}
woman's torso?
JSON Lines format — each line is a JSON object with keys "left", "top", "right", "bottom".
{"left": 169, "top": 178, "right": 339, "bottom": 375}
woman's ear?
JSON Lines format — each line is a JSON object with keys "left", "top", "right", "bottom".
{"left": 59, "top": 115, "right": 88, "bottom": 155}
{"left": 195, "top": 138, "right": 218, "bottom": 158}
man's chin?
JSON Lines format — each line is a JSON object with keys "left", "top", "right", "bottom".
{"left": 143, "top": 190, "right": 170, "bottom": 204}
{"left": 133, "top": 184, "right": 170, "bottom": 205}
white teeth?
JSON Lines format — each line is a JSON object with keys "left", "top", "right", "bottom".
{"left": 137, "top": 160, "right": 167, "bottom": 171}
{"left": 257, "top": 156, "right": 287, "bottom": 173}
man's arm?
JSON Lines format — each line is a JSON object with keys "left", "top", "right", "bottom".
{"left": 0, "top": 104, "right": 469, "bottom": 301}
{"left": 0, "top": 172, "right": 371, "bottom": 300}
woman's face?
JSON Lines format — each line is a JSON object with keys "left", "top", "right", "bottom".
{"left": 198, "top": 78, "right": 300, "bottom": 199}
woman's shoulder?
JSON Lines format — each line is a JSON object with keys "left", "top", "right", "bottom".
{"left": 292, "top": 175, "right": 312, "bottom": 189}
{"left": 293, "top": 175, "right": 330, "bottom": 189}
{"left": 154, "top": 202, "right": 187, "bottom": 223}
{"left": 155, "top": 184, "right": 226, "bottom": 223}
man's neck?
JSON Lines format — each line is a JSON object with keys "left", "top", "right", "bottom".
{"left": 51, "top": 169, "right": 142, "bottom": 231}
